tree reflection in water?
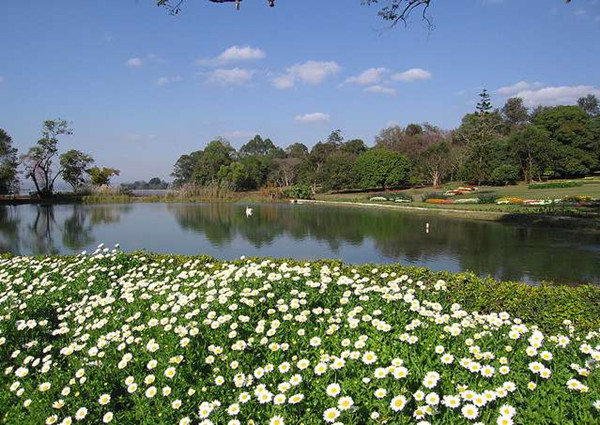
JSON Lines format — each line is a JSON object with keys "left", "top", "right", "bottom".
{"left": 0, "top": 203, "right": 598, "bottom": 285}
{"left": 0, "top": 204, "right": 132, "bottom": 255}
{"left": 169, "top": 203, "right": 600, "bottom": 285}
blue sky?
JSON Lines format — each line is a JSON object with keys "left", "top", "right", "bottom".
{"left": 1, "top": 0, "right": 599, "bottom": 183}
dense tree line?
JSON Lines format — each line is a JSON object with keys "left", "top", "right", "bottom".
{"left": 122, "top": 177, "right": 170, "bottom": 191}
{"left": 171, "top": 93, "right": 600, "bottom": 194}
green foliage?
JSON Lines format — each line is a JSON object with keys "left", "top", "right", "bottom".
{"left": 501, "top": 97, "right": 530, "bottom": 128}
{"left": 239, "top": 135, "right": 284, "bottom": 158}
{"left": 171, "top": 151, "right": 202, "bottom": 188}
{"left": 59, "top": 149, "right": 94, "bottom": 191}
{"left": 490, "top": 164, "right": 520, "bottom": 186}
{"left": 319, "top": 153, "right": 358, "bottom": 191}
{"left": 533, "top": 105, "right": 599, "bottom": 177}
{"left": 89, "top": 167, "right": 120, "bottom": 186}
{"left": 0, "top": 128, "right": 19, "bottom": 194}
{"left": 577, "top": 94, "right": 600, "bottom": 117}
{"left": 528, "top": 181, "right": 584, "bottom": 189}
{"left": 477, "top": 192, "right": 500, "bottom": 204}
{"left": 354, "top": 149, "right": 411, "bottom": 189}
{"left": 436, "top": 270, "right": 600, "bottom": 333}
{"left": 476, "top": 89, "right": 493, "bottom": 114}
{"left": 284, "top": 184, "right": 313, "bottom": 199}
{"left": 193, "top": 139, "right": 234, "bottom": 185}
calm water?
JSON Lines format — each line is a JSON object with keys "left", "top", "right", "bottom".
{"left": 0, "top": 202, "right": 598, "bottom": 285}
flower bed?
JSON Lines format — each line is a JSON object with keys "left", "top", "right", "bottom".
{"left": 0, "top": 250, "right": 599, "bottom": 425}
{"left": 425, "top": 198, "right": 454, "bottom": 204}
{"left": 445, "top": 186, "right": 479, "bottom": 197}
{"left": 369, "top": 193, "right": 413, "bottom": 203}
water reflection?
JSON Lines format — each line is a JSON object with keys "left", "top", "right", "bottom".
{"left": 0, "top": 202, "right": 599, "bottom": 285}
{"left": 0, "top": 204, "right": 132, "bottom": 255}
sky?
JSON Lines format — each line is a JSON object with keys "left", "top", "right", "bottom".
{"left": 1, "top": 0, "right": 600, "bottom": 183}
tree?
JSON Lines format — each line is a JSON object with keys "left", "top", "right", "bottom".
{"left": 490, "top": 164, "right": 520, "bottom": 186}
{"left": 239, "top": 135, "right": 284, "bottom": 158}
{"left": 272, "top": 157, "right": 302, "bottom": 187}
{"left": 89, "top": 167, "right": 120, "bottom": 186}
{"left": 218, "top": 161, "right": 253, "bottom": 190}
{"left": 501, "top": 97, "right": 530, "bottom": 129}
{"left": 0, "top": 129, "right": 19, "bottom": 195}
{"left": 192, "top": 139, "right": 234, "bottom": 185}
{"left": 419, "top": 141, "right": 452, "bottom": 188}
{"left": 405, "top": 123, "right": 423, "bottom": 137}
{"left": 375, "top": 124, "right": 440, "bottom": 161}
{"left": 577, "top": 94, "right": 600, "bottom": 117}
{"left": 21, "top": 119, "right": 73, "bottom": 198}
{"left": 458, "top": 91, "right": 504, "bottom": 184}
{"left": 320, "top": 153, "right": 358, "bottom": 191}
{"left": 172, "top": 151, "right": 202, "bottom": 187}
{"left": 326, "top": 129, "right": 344, "bottom": 146}
{"left": 285, "top": 143, "right": 309, "bottom": 159}
{"left": 341, "top": 139, "right": 368, "bottom": 156}
{"left": 375, "top": 125, "right": 405, "bottom": 151}
{"left": 354, "top": 149, "right": 411, "bottom": 190}
{"left": 157, "top": 0, "right": 573, "bottom": 27}
{"left": 60, "top": 150, "right": 94, "bottom": 191}
{"left": 533, "top": 105, "right": 598, "bottom": 177}
{"left": 476, "top": 89, "right": 493, "bottom": 114}
{"left": 508, "top": 126, "right": 553, "bottom": 183}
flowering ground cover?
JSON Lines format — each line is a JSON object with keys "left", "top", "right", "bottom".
{"left": 0, "top": 248, "right": 599, "bottom": 425}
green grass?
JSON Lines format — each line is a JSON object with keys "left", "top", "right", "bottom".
{"left": 317, "top": 179, "right": 600, "bottom": 218}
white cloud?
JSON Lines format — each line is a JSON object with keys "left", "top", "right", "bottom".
{"left": 364, "top": 85, "right": 397, "bottom": 95}
{"left": 224, "top": 130, "right": 255, "bottom": 140}
{"left": 206, "top": 68, "right": 253, "bottom": 86}
{"left": 272, "top": 60, "right": 340, "bottom": 89}
{"left": 126, "top": 57, "right": 143, "bottom": 68}
{"left": 294, "top": 112, "right": 330, "bottom": 123}
{"left": 346, "top": 67, "right": 388, "bottom": 85}
{"left": 392, "top": 68, "right": 432, "bottom": 82}
{"left": 156, "top": 75, "right": 183, "bottom": 86}
{"left": 218, "top": 45, "right": 265, "bottom": 62}
{"left": 196, "top": 45, "right": 265, "bottom": 66}
{"left": 496, "top": 80, "right": 543, "bottom": 95}
{"left": 514, "top": 85, "right": 600, "bottom": 107}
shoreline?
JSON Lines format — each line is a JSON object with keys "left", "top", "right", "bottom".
{"left": 2, "top": 194, "right": 599, "bottom": 231}
{"left": 296, "top": 198, "right": 600, "bottom": 231}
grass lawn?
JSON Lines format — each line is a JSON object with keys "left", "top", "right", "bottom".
{"left": 316, "top": 179, "right": 600, "bottom": 217}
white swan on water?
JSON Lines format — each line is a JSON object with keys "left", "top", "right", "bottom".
{"left": 245, "top": 206, "right": 253, "bottom": 217}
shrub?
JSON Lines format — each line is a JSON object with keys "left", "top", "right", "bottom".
{"left": 491, "top": 164, "right": 520, "bottom": 185}
{"left": 260, "top": 185, "right": 286, "bottom": 200}
{"left": 528, "top": 181, "right": 584, "bottom": 189}
{"left": 477, "top": 192, "right": 500, "bottom": 204}
{"left": 284, "top": 184, "right": 313, "bottom": 200}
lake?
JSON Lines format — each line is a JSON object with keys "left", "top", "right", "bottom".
{"left": 0, "top": 202, "right": 598, "bottom": 285}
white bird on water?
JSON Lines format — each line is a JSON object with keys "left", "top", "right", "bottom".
{"left": 245, "top": 206, "right": 253, "bottom": 217}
